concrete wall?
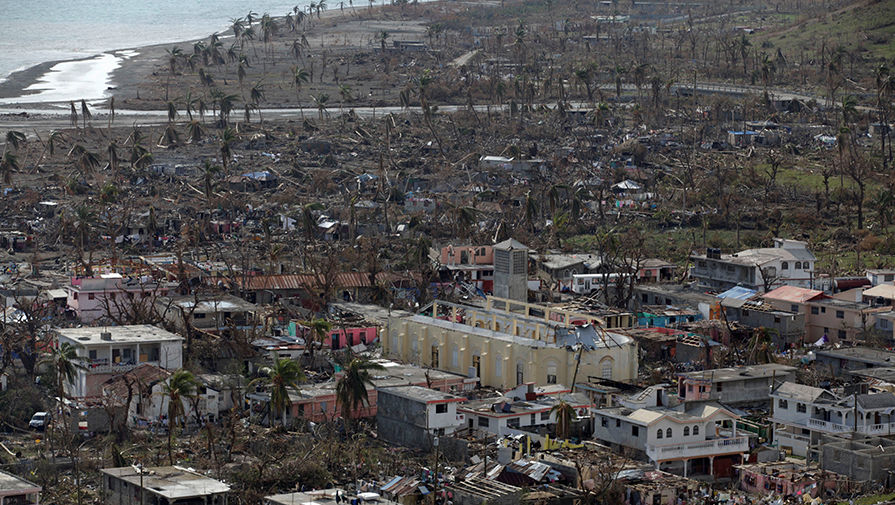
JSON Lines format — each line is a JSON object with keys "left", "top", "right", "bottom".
{"left": 820, "top": 439, "right": 895, "bottom": 483}
{"left": 592, "top": 416, "right": 646, "bottom": 453}
{"left": 377, "top": 415, "right": 434, "bottom": 451}
{"left": 806, "top": 304, "right": 873, "bottom": 344}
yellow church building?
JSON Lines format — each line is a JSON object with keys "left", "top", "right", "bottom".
{"left": 383, "top": 297, "right": 639, "bottom": 389}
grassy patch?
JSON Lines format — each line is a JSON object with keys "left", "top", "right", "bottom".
{"left": 757, "top": 1, "right": 895, "bottom": 64}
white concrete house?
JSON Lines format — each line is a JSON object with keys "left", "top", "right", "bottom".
{"left": 54, "top": 325, "right": 183, "bottom": 399}
{"left": 690, "top": 238, "right": 816, "bottom": 292}
{"left": 771, "top": 381, "right": 895, "bottom": 459}
{"left": 592, "top": 404, "right": 747, "bottom": 479}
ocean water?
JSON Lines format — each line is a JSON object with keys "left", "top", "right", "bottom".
{"left": 0, "top": 0, "right": 311, "bottom": 82}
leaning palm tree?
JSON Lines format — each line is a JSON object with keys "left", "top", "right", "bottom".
{"left": 68, "top": 144, "right": 101, "bottom": 178}
{"left": 550, "top": 399, "right": 575, "bottom": 440}
{"left": 3, "top": 130, "right": 26, "bottom": 154}
{"left": 335, "top": 358, "right": 385, "bottom": 430}
{"left": 161, "top": 369, "right": 200, "bottom": 464}
{"left": 249, "top": 357, "right": 305, "bottom": 427}
{"left": 0, "top": 152, "right": 19, "bottom": 185}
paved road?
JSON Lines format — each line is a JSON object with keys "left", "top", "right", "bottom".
{"left": 0, "top": 81, "right": 848, "bottom": 134}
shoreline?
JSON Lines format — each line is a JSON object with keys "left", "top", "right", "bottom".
{"left": 0, "top": 2, "right": 413, "bottom": 111}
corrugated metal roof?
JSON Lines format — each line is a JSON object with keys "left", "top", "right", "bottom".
{"left": 763, "top": 285, "right": 824, "bottom": 304}
{"left": 237, "top": 272, "right": 418, "bottom": 291}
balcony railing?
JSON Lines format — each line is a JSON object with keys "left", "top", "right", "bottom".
{"left": 87, "top": 359, "right": 160, "bottom": 373}
{"left": 646, "top": 436, "right": 748, "bottom": 462}
{"left": 775, "top": 415, "right": 895, "bottom": 435}
{"left": 865, "top": 423, "right": 895, "bottom": 435}
{"left": 807, "top": 418, "right": 851, "bottom": 433}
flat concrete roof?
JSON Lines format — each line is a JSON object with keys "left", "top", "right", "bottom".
{"left": 815, "top": 347, "right": 895, "bottom": 364}
{"left": 165, "top": 294, "right": 258, "bottom": 312}
{"left": 56, "top": 324, "right": 183, "bottom": 345}
{"left": 377, "top": 385, "right": 464, "bottom": 404}
{"left": 679, "top": 363, "right": 796, "bottom": 382}
{"left": 101, "top": 466, "right": 229, "bottom": 499}
{"left": 459, "top": 391, "right": 592, "bottom": 416}
{"left": 0, "top": 469, "right": 40, "bottom": 495}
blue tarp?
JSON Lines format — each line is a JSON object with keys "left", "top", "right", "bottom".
{"left": 716, "top": 286, "right": 757, "bottom": 300}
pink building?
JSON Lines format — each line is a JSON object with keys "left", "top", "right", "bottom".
{"left": 66, "top": 274, "right": 175, "bottom": 323}
{"left": 439, "top": 245, "right": 494, "bottom": 293}
{"left": 325, "top": 326, "right": 379, "bottom": 350}
{"left": 440, "top": 245, "right": 493, "bottom": 266}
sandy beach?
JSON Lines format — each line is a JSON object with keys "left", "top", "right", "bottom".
{"left": 0, "top": 2, "right": 452, "bottom": 112}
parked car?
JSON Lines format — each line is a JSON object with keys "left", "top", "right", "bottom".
{"left": 29, "top": 412, "right": 49, "bottom": 431}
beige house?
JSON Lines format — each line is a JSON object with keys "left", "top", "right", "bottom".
{"left": 383, "top": 297, "right": 638, "bottom": 389}
{"left": 805, "top": 298, "right": 884, "bottom": 344}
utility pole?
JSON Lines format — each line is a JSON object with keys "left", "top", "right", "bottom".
{"left": 431, "top": 436, "right": 439, "bottom": 505}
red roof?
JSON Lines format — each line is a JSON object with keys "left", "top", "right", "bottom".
{"left": 762, "top": 285, "right": 825, "bottom": 304}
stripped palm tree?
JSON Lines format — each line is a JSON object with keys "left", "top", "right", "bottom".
{"left": 107, "top": 141, "right": 120, "bottom": 174}
{"left": 80, "top": 99, "right": 92, "bottom": 129}
{"left": 219, "top": 128, "right": 237, "bottom": 169}
{"left": 186, "top": 120, "right": 205, "bottom": 144}
{"left": 291, "top": 66, "right": 310, "bottom": 117}
{"left": 69, "top": 101, "right": 78, "bottom": 127}
{"left": 33, "top": 130, "right": 62, "bottom": 172}
{"left": 250, "top": 82, "right": 266, "bottom": 123}
{"left": 550, "top": 399, "right": 575, "bottom": 440}
{"left": 200, "top": 159, "right": 221, "bottom": 200}
{"left": 218, "top": 94, "right": 239, "bottom": 127}
{"left": 311, "top": 93, "right": 329, "bottom": 119}
{"left": 107, "top": 96, "right": 116, "bottom": 130}
{"left": 302, "top": 318, "right": 332, "bottom": 357}
{"left": 0, "top": 152, "right": 19, "bottom": 184}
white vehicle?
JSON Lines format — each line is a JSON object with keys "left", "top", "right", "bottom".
{"left": 571, "top": 273, "right": 624, "bottom": 294}
{"left": 29, "top": 412, "right": 50, "bottom": 431}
